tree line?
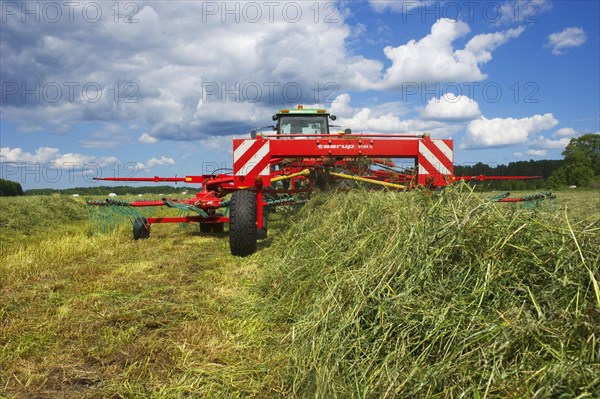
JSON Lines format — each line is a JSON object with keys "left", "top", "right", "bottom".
{"left": 454, "top": 159, "right": 564, "bottom": 190}
{"left": 547, "top": 134, "right": 599, "bottom": 188}
{"left": 0, "top": 178, "right": 24, "bottom": 196}
{"left": 455, "top": 133, "right": 598, "bottom": 190}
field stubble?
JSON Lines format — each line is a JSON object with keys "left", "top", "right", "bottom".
{"left": 1, "top": 196, "right": 286, "bottom": 398}
{"left": 0, "top": 188, "right": 598, "bottom": 398}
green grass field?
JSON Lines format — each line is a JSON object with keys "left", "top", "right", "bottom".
{"left": 1, "top": 189, "right": 598, "bottom": 398}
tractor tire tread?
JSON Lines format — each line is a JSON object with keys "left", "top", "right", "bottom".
{"left": 229, "top": 190, "right": 257, "bottom": 256}
{"left": 199, "top": 222, "right": 213, "bottom": 233}
{"left": 133, "top": 217, "right": 150, "bottom": 240}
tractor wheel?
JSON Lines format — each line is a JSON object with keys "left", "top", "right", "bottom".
{"left": 133, "top": 217, "right": 150, "bottom": 240}
{"left": 212, "top": 222, "right": 225, "bottom": 233}
{"left": 199, "top": 222, "right": 213, "bottom": 233}
{"left": 257, "top": 214, "right": 268, "bottom": 240}
{"left": 212, "top": 212, "right": 225, "bottom": 233}
{"left": 229, "top": 190, "right": 257, "bottom": 257}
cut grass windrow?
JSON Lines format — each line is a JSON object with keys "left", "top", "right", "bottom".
{"left": 260, "top": 186, "right": 600, "bottom": 398}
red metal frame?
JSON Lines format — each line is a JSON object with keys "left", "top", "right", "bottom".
{"left": 457, "top": 175, "right": 541, "bottom": 181}
{"left": 146, "top": 216, "right": 229, "bottom": 224}
{"left": 95, "top": 129, "right": 540, "bottom": 233}
{"left": 232, "top": 133, "right": 455, "bottom": 188}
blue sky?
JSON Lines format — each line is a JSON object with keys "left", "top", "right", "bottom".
{"left": 1, "top": 0, "right": 598, "bottom": 189}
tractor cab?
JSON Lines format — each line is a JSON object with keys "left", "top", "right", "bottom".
{"left": 272, "top": 105, "right": 337, "bottom": 137}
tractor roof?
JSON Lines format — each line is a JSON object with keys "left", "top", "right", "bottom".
{"left": 278, "top": 105, "right": 329, "bottom": 115}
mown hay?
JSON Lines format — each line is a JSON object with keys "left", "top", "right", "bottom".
{"left": 0, "top": 195, "right": 86, "bottom": 231}
{"left": 261, "top": 186, "right": 600, "bottom": 398}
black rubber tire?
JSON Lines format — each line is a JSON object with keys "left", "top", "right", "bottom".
{"left": 199, "top": 222, "right": 213, "bottom": 233}
{"left": 133, "top": 217, "right": 150, "bottom": 240}
{"left": 229, "top": 190, "right": 257, "bottom": 257}
{"left": 212, "top": 222, "right": 225, "bottom": 233}
{"left": 257, "top": 214, "right": 268, "bottom": 240}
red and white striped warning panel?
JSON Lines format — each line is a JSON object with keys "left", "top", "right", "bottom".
{"left": 418, "top": 139, "right": 453, "bottom": 176}
{"left": 233, "top": 139, "right": 271, "bottom": 177}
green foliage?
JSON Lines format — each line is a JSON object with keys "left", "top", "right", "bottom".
{"left": 0, "top": 178, "right": 24, "bottom": 196}
{"left": 563, "top": 134, "right": 600, "bottom": 175}
{"left": 454, "top": 159, "right": 564, "bottom": 190}
{"left": 454, "top": 159, "right": 565, "bottom": 179}
{"left": 550, "top": 134, "right": 600, "bottom": 187}
{"left": 564, "top": 162, "right": 594, "bottom": 187}
{"left": 261, "top": 188, "right": 600, "bottom": 398}
{"left": 546, "top": 169, "right": 566, "bottom": 188}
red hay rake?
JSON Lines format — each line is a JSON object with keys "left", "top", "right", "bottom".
{"left": 89, "top": 106, "right": 546, "bottom": 256}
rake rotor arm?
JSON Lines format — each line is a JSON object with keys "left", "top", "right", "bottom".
{"left": 456, "top": 175, "right": 542, "bottom": 181}
{"left": 95, "top": 176, "right": 194, "bottom": 183}
{"left": 94, "top": 174, "right": 235, "bottom": 185}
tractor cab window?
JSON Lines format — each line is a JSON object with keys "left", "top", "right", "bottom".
{"left": 278, "top": 115, "right": 329, "bottom": 136}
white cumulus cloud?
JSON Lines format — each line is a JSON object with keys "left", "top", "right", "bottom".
{"left": 146, "top": 156, "right": 175, "bottom": 168}
{"left": 1, "top": 147, "right": 60, "bottom": 164}
{"left": 198, "top": 135, "right": 238, "bottom": 154}
{"left": 497, "top": 0, "right": 552, "bottom": 24}
{"left": 138, "top": 133, "right": 158, "bottom": 144}
{"left": 329, "top": 93, "right": 355, "bottom": 119}
{"left": 0, "top": 6, "right": 530, "bottom": 141}
{"left": 0, "top": 146, "right": 117, "bottom": 168}
{"left": 420, "top": 93, "right": 481, "bottom": 121}
{"left": 462, "top": 113, "right": 558, "bottom": 148}
{"left": 380, "top": 19, "right": 524, "bottom": 87}
{"left": 531, "top": 136, "right": 571, "bottom": 149}
{"left": 546, "top": 27, "right": 587, "bottom": 55}
{"left": 553, "top": 127, "right": 577, "bottom": 137}
{"left": 368, "top": 0, "right": 434, "bottom": 12}
{"left": 340, "top": 108, "right": 443, "bottom": 134}
{"left": 136, "top": 156, "right": 175, "bottom": 172}
{"left": 0, "top": 2, "right": 382, "bottom": 140}
{"left": 330, "top": 94, "right": 457, "bottom": 137}
{"left": 526, "top": 149, "right": 547, "bottom": 156}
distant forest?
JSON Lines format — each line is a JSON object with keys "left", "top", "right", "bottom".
{"left": 454, "top": 159, "right": 565, "bottom": 190}
{"left": 0, "top": 178, "right": 24, "bottom": 196}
